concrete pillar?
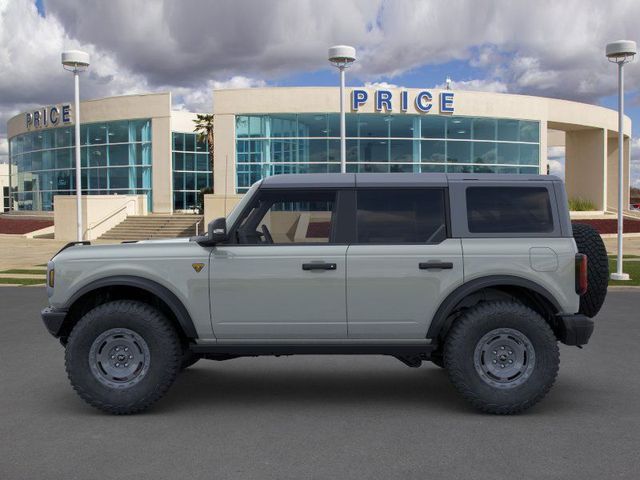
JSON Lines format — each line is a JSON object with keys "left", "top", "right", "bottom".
{"left": 606, "top": 134, "right": 631, "bottom": 212}
{"left": 565, "top": 128, "right": 606, "bottom": 210}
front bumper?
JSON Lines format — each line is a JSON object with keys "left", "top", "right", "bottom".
{"left": 556, "top": 314, "right": 594, "bottom": 346}
{"left": 41, "top": 307, "right": 68, "bottom": 338}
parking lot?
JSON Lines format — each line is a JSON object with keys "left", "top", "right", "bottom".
{"left": 1, "top": 287, "right": 639, "bottom": 479}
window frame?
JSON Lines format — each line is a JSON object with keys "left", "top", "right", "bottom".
{"left": 226, "top": 187, "right": 348, "bottom": 246}
{"left": 448, "top": 181, "right": 562, "bottom": 238}
{"left": 351, "top": 187, "right": 451, "bottom": 245}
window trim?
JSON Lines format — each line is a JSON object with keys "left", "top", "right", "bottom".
{"left": 352, "top": 187, "right": 451, "bottom": 245}
{"left": 448, "top": 181, "right": 562, "bottom": 238}
{"left": 225, "top": 187, "right": 344, "bottom": 246}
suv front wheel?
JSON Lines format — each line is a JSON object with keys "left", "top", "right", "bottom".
{"left": 65, "top": 300, "right": 182, "bottom": 414}
{"left": 444, "top": 301, "right": 559, "bottom": 414}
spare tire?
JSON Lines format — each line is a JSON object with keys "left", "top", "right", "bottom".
{"left": 572, "top": 223, "right": 609, "bottom": 317}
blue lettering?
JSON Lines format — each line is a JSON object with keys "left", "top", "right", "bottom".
{"left": 33, "top": 110, "right": 40, "bottom": 128}
{"left": 415, "top": 91, "right": 433, "bottom": 113}
{"left": 400, "top": 91, "right": 408, "bottom": 112}
{"left": 375, "top": 90, "right": 392, "bottom": 112}
{"left": 351, "top": 90, "right": 368, "bottom": 111}
{"left": 25, "top": 112, "right": 32, "bottom": 129}
{"left": 440, "top": 92, "right": 454, "bottom": 113}
{"left": 50, "top": 106, "right": 59, "bottom": 125}
{"left": 62, "top": 104, "right": 71, "bottom": 123}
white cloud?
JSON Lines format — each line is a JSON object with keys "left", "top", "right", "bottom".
{"left": 363, "top": 81, "right": 400, "bottom": 89}
{"left": 547, "top": 146, "right": 566, "bottom": 179}
{"left": 435, "top": 78, "right": 508, "bottom": 93}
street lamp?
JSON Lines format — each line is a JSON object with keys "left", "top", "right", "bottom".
{"left": 606, "top": 40, "right": 636, "bottom": 281}
{"left": 61, "top": 50, "right": 90, "bottom": 242}
{"left": 328, "top": 45, "right": 356, "bottom": 173}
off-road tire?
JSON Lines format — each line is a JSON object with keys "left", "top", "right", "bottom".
{"left": 572, "top": 222, "right": 608, "bottom": 317}
{"left": 430, "top": 350, "right": 445, "bottom": 368}
{"left": 65, "top": 300, "right": 182, "bottom": 414}
{"left": 444, "top": 301, "right": 559, "bottom": 414}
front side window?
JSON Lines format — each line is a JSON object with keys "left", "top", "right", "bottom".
{"left": 466, "top": 186, "right": 553, "bottom": 233}
{"left": 356, "top": 189, "right": 447, "bottom": 244}
{"left": 236, "top": 190, "right": 336, "bottom": 244}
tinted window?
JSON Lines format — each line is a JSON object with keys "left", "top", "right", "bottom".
{"left": 466, "top": 187, "right": 553, "bottom": 233}
{"left": 356, "top": 189, "right": 447, "bottom": 243}
{"left": 237, "top": 190, "right": 335, "bottom": 244}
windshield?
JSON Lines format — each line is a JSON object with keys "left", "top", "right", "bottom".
{"left": 226, "top": 180, "right": 262, "bottom": 229}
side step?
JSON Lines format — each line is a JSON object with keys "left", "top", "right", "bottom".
{"left": 190, "top": 342, "right": 437, "bottom": 357}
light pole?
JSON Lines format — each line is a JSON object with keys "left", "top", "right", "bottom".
{"left": 606, "top": 40, "right": 636, "bottom": 281}
{"left": 328, "top": 45, "right": 356, "bottom": 173}
{"left": 61, "top": 50, "right": 90, "bottom": 242}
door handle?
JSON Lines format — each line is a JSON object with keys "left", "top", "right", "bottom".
{"left": 419, "top": 261, "right": 453, "bottom": 270}
{"left": 302, "top": 262, "right": 337, "bottom": 271}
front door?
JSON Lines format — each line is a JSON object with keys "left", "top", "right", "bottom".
{"left": 209, "top": 188, "right": 348, "bottom": 339}
{"left": 346, "top": 188, "right": 464, "bottom": 339}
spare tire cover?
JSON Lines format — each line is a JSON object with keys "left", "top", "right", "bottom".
{"left": 572, "top": 222, "right": 609, "bottom": 317}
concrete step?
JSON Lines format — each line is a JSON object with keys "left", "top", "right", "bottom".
{"left": 98, "top": 214, "right": 203, "bottom": 240}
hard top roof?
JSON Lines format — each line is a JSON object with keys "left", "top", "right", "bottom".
{"left": 259, "top": 173, "right": 560, "bottom": 189}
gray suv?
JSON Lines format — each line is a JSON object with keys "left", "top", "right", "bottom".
{"left": 41, "top": 173, "right": 608, "bottom": 414}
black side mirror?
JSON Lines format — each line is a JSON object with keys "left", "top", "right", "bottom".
{"left": 208, "top": 217, "right": 228, "bottom": 244}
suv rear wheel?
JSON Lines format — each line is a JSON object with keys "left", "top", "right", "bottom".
{"left": 65, "top": 300, "right": 182, "bottom": 414}
{"left": 444, "top": 301, "right": 559, "bottom": 414}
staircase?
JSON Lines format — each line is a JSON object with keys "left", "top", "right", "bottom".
{"left": 98, "top": 215, "right": 204, "bottom": 241}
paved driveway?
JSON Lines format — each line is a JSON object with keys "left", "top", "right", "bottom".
{"left": 1, "top": 287, "right": 639, "bottom": 479}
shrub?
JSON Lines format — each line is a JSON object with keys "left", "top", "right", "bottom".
{"left": 568, "top": 197, "right": 597, "bottom": 211}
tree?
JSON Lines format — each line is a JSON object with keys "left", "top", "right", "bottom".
{"left": 193, "top": 114, "right": 214, "bottom": 190}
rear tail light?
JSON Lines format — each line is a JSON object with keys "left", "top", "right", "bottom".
{"left": 575, "top": 254, "right": 588, "bottom": 295}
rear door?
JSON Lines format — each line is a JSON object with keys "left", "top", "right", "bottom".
{"left": 346, "top": 188, "right": 463, "bottom": 339}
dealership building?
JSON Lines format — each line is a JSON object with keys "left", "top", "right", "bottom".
{"left": 5, "top": 87, "right": 632, "bottom": 228}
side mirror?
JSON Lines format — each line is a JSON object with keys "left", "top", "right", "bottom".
{"left": 208, "top": 217, "right": 228, "bottom": 244}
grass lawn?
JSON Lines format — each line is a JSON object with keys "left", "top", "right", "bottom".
{"left": 0, "top": 278, "right": 45, "bottom": 286}
{"left": 609, "top": 259, "right": 640, "bottom": 286}
{"left": 607, "top": 254, "right": 640, "bottom": 259}
{"left": 0, "top": 269, "right": 47, "bottom": 275}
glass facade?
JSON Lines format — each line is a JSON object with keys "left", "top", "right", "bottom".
{"left": 172, "top": 132, "right": 211, "bottom": 211}
{"left": 235, "top": 114, "right": 540, "bottom": 193}
{"left": 9, "top": 119, "right": 152, "bottom": 211}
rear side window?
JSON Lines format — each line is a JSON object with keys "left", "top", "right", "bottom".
{"left": 356, "top": 189, "right": 447, "bottom": 243}
{"left": 466, "top": 187, "right": 553, "bottom": 233}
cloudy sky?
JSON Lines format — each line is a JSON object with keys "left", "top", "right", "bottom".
{"left": 1, "top": 0, "right": 639, "bottom": 185}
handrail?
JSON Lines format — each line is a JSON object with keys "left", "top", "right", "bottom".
{"left": 195, "top": 219, "right": 202, "bottom": 236}
{"left": 86, "top": 199, "right": 138, "bottom": 234}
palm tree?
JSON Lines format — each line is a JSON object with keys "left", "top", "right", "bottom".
{"left": 193, "top": 113, "right": 214, "bottom": 183}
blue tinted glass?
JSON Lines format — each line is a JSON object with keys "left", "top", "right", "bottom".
{"left": 185, "top": 133, "right": 195, "bottom": 151}
{"left": 173, "top": 132, "right": 185, "bottom": 150}
{"left": 388, "top": 115, "right": 415, "bottom": 138}
{"left": 389, "top": 140, "right": 414, "bottom": 163}
{"left": 497, "top": 119, "right": 519, "bottom": 141}
{"left": 447, "top": 117, "right": 472, "bottom": 139}
{"left": 473, "top": 142, "right": 497, "bottom": 164}
{"left": 421, "top": 140, "right": 446, "bottom": 163}
{"left": 497, "top": 142, "right": 519, "bottom": 164}
{"left": 519, "top": 121, "right": 539, "bottom": 142}
{"left": 472, "top": 118, "right": 496, "bottom": 140}
{"left": 298, "top": 114, "right": 329, "bottom": 137}
{"left": 109, "top": 144, "right": 129, "bottom": 166}
{"left": 519, "top": 144, "right": 539, "bottom": 165}
{"left": 109, "top": 121, "right": 129, "bottom": 143}
{"left": 447, "top": 141, "right": 471, "bottom": 163}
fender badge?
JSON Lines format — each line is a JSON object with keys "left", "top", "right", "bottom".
{"left": 192, "top": 263, "right": 205, "bottom": 273}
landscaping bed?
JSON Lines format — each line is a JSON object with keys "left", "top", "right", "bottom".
{"left": 0, "top": 217, "right": 53, "bottom": 234}
{"left": 576, "top": 218, "right": 640, "bottom": 234}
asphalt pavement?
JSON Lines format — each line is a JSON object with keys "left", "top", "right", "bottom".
{"left": 1, "top": 287, "right": 639, "bottom": 480}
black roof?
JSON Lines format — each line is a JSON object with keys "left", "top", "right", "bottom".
{"left": 260, "top": 173, "right": 560, "bottom": 189}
